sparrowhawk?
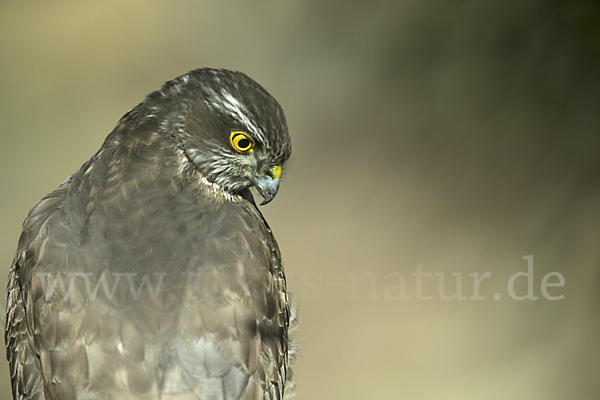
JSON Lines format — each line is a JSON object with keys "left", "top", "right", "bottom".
{"left": 5, "top": 68, "right": 296, "bottom": 400}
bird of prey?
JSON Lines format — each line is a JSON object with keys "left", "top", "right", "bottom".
{"left": 5, "top": 68, "right": 296, "bottom": 400}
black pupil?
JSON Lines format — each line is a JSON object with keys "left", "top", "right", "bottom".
{"left": 237, "top": 138, "right": 250, "bottom": 149}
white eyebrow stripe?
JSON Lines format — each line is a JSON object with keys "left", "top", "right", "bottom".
{"left": 205, "top": 89, "right": 266, "bottom": 144}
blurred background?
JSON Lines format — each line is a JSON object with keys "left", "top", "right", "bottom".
{"left": 1, "top": 0, "right": 599, "bottom": 399}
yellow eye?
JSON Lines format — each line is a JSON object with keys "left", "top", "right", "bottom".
{"left": 230, "top": 132, "right": 254, "bottom": 153}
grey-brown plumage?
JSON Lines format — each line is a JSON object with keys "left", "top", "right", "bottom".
{"left": 5, "top": 68, "right": 296, "bottom": 400}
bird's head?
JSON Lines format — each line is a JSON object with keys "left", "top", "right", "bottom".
{"left": 147, "top": 68, "right": 291, "bottom": 205}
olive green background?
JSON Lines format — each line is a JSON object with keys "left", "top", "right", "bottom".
{"left": 1, "top": 1, "right": 599, "bottom": 399}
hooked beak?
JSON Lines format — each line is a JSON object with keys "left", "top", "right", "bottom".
{"left": 253, "top": 164, "right": 282, "bottom": 205}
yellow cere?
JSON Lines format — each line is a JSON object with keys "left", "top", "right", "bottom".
{"left": 270, "top": 164, "right": 282, "bottom": 180}
{"left": 230, "top": 131, "right": 254, "bottom": 152}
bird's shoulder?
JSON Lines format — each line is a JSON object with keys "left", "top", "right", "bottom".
{"left": 6, "top": 161, "right": 288, "bottom": 400}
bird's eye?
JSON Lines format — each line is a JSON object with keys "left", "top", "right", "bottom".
{"left": 230, "top": 132, "right": 254, "bottom": 153}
